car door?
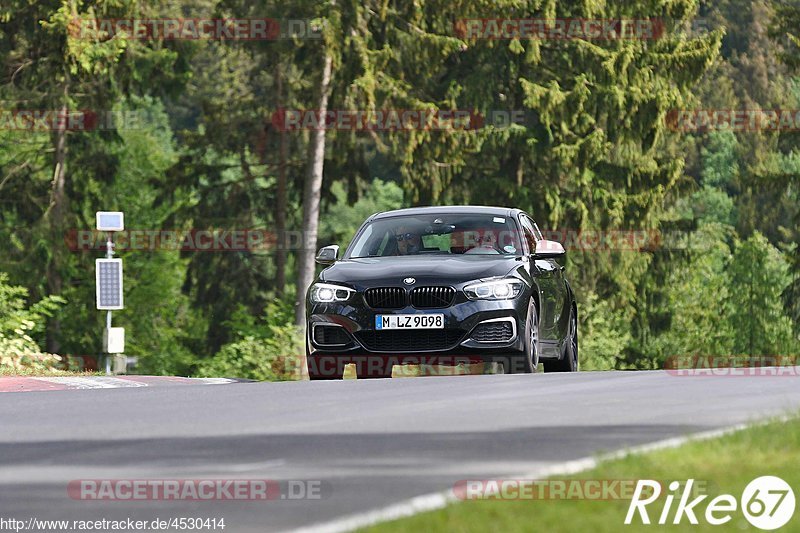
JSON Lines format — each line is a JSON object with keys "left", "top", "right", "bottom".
{"left": 520, "top": 214, "right": 564, "bottom": 342}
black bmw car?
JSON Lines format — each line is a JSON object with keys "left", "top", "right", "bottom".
{"left": 305, "top": 206, "right": 578, "bottom": 379}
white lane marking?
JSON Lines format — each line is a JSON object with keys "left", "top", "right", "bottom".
{"left": 31, "top": 377, "right": 148, "bottom": 389}
{"left": 291, "top": 416, "right": 792, "bottom": 533}
{"left": 28, "top": 376, "right": 236, "bottom": 390}
{"left": 193, "top": 378, "right": 237, "bottom": 385}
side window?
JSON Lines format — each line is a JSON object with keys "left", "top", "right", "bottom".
{"left": 532, "top": 222, "right": 544, "bottom": 241}
{"left": 519, "top": 215, "right": 537, "bottom": 254}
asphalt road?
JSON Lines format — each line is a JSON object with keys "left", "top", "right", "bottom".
{"left": 1, "top": 369, "right": 800, "bottom": 532}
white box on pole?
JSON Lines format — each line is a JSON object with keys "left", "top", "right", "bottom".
{"left": 104, "top": 327, "right": 125, "bottom": 353}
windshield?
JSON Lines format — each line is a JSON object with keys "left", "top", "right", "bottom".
{"left": 348, "top": 213, "right": 522, "bottom": 258}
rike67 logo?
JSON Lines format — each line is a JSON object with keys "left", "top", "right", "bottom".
{"left": 626, "top": 477, "right": 795, "bottom": 530}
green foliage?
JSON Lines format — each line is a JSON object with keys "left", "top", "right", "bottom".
{"left": 0, "top": 273, "right": 64, "bottom": 372}
{"left": 120, "top": 253, "right": 202, "bottom": 376}
{"left": 194, "top": 301, "right": 302, "bottom": 381}
{"left": 0, "top": 333, "right": 62, "bottom": 373}
{"left": 770, "top": 0, "right": 800, "bottom": 69}
{"left": 637, "top": 227, "right": 799, "bottom": 367}
{"left": 105, "top": 97, "right": 197, "bottom": 374}
{"left": 685, "top": 186, "right": 736, "bottom": 226}
{"left": 0, "top": 0, "right": 798, "bottom": 378}
{"left": 674, "top": 131, "right": 739, "bottom": 225}
{"left": 361, "top": 416, "right": 800, "bottom": 532}
{"left": 319, "top": 178, "right": 404, "bottom": 250}
{"left": 651, "top": 224, "right": 736, "bottom": 363}
{"left": 701, "top": 131, "right": 739, "bottom": 188}
{"left": 727, "top": 232, "right": 798, "bottom": 355}
{"left": 578, "top": 292, "right": 632, "bottom": 371}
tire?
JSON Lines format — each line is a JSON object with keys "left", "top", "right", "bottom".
{"left": 500, "top": 299, "right": 539, "bottom": 374}
{"left": 544, "top": 306, "right": 578, "bottom": 372}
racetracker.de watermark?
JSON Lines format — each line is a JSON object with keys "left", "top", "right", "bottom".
{"left": 65, "top": 228, "right": 666, "bottom": 253}
{"left": 666, "top": 109, "right": 800, "bottom": 132}
{"left": 305, "top": 354, "right": 491, "bottom": 378}
{"left": 454, "top": 18, "right": 665, "bottom": 40}
{"left": 65, "top": 229, "right": 284, "bottom": 252}
{"left": 67, "top": 479, "right": 329, "bottom": 501}
{"left": 0, "top": 517, "right": 226, "bottom": 532}
{"left": 68, "top": 18, "right": 321, "bottom": 40}
{"left": 452, "top": 479, "right": 709, "bottom": 500}
{"left": 269, "top": 109, "right": 530, "bottom": 131}
{"left": 0, "top": 109, "right": 154, "bottom": 131}
{"left": 664, "top": 355, "right": 800, "bottom": 377}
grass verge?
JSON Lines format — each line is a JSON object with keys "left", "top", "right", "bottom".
{"left": 362, "top": 416, "right": 800, "bottom": 532}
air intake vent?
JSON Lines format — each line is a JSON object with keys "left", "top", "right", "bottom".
{"left": 410, "top": 286, "right": 456, "bottom": 308}
{"left": 364, "top": 287, "right": 406, "bottom": 309}
{"left": 313, "top": 325, "right": 352, "bottom": 346}
{"left": 470, "top": 321, "right": 514, "bottom": 343}
{"left": 354, "top": 329, "right": 464, "bottom": 352}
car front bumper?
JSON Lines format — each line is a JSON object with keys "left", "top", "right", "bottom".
{"left": 306, "top": 293, "right": 528, "bottom": 363}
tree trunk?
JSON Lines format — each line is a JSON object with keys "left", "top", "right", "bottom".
{"left": 295, "top": 52, "right": 333, "bottom": 327}
{"left": 275, "top": 65, "right": 288, "bottom": 297}
{"left": 46, "top": 89, "right": 69, "bottom": 354}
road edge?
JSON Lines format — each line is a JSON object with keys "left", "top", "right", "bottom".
{"left": 291, "top": 414, "right": 793, "bottom": 533}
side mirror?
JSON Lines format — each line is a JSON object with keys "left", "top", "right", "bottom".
{"left": 533, "top": 239, "right": 565, "bottom": 259}
{"left": 315, "top": 245, "right": 339, "bottom": 265}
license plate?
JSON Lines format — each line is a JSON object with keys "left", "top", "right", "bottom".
{"left": 375, "top": 314, "right": 444, "bottom": 330}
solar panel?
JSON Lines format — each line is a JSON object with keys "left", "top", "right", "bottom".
{"left": 96, "top": 259, "right": 123, "bottom": 310}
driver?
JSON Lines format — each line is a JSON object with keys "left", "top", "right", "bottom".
{"left": 394, "top": 226, "right": 421, "bottom": 255}
{"left": 475, "top": 231, "right": 497, "bottom": 250}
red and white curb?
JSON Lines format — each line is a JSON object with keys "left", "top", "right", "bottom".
{"left": 0, "top": 376, "right": 237, "bottom": 393}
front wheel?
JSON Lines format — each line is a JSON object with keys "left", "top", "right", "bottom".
{"left": 544, "top": 307, "right": 578, "bottom": 372}
{"left": 499, "top": 299, "right": 539, "bottom": 374}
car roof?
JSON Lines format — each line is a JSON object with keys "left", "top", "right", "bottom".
{"left": 371, "top": 205, "right": 522, "bottom": 220}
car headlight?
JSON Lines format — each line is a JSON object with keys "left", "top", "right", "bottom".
{"left": 464, "top": 278, "right": 523, "bottom": 300}
{"left": 310, "top": 282, "right": 355, "bottom": 303}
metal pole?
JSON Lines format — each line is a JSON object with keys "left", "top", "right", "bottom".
{"left": 105, "top": 232, "right": 113, "bottom": 375}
